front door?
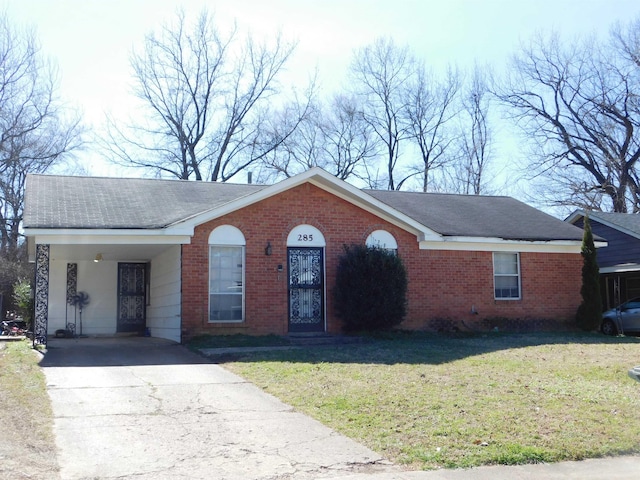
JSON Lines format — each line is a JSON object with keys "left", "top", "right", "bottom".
{"left": 288, "top": 247, "right": 325, "bottom": 333}
{"left": 117, "top": 263, "right": 147, "bottom": 333}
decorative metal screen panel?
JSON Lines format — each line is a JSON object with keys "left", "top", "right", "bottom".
{"left": 33, "top": 244, "right": 50, "bottom": 346}
{"left": 66, "top": 263, "right": 77, "bottom": 304}
{"left": 65, "top": 263, "right": 78, "bottom": 333}
{"left": 288, "top": 248, "right": 324, "bottom": 332}
{"left": 117, "top": 263, "right": 146, "bottom": 332}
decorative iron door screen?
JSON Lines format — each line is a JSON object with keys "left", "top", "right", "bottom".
{"left": 288, "top": 247, "right": 325, "bottom": 333}
{"left": 117, "top": 263, "right": 147, "bottom": 333}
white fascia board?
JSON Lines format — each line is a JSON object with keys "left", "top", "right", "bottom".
{"left": 170, "top": 167, "right": 442, "bottom": 242}
{"left": 28, "top": 232, "right": 191, "bottom": 245}
{"left": 600, "top": 264, "right": 640, "bottom": 274}
{"left": 24, "top": 227, "right": 192, "bottom": 237}
{"left": 419, "top": 237, "right": 584, "bottom": 253}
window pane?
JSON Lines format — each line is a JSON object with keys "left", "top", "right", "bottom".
{"left": 495, "top": 276, "right": 519, "bottom": 298}
{"left": 209, "top": 245, "right": 244, "bottom": 322}
{"left": 494, "top": 252, "right": 518, "bottom": 274}
{"left": 210, "top": 294, "right": 243, "bottom": 321}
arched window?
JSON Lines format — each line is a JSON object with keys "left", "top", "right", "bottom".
{"left": 209, "top": 226, "right": 245, "bottom": 322}
{"left": 366, "top": 230, "right": 398, "bottom": 252}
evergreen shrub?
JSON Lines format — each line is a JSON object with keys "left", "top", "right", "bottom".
{"left": 334, "top": 244, "right": 407, "bottom": 332}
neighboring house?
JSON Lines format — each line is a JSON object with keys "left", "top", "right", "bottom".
{"left": 24, "top": 168, "right": 590, "bottom": 344}
{"left": 567, "top": 210, "right": 640, "bottom": 309}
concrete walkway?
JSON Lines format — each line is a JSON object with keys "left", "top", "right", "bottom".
{"left": 41, "top": 337, "right": 640, "bottom": 479}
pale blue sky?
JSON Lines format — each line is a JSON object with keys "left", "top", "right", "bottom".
{"left": 3, "top": 0, "right": 640, "bottom": 183}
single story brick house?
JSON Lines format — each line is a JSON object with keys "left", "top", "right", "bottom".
{"left": 567, "top": 210, "right": 640, "bottom": 309}
{"left": 24, "top": 168, "right": 593, "bottom": 344}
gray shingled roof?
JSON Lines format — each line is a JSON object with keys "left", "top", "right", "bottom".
{"left": 366, "top": 190, "right": 585, "bottom": 241}
{"left": 24, "top": 173, "right": 585, "bottom": 241}
{"left": 586, "top": 211, "right": 640, "bottom": 237}
{"left": 24, "top": 174, "right": 265, "bottom": 229}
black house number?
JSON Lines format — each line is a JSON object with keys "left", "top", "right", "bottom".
{"left": 298, "top": 234, "right": 313, "bottom": 242}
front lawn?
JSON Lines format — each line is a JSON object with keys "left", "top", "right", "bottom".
{"left": 218, "top": 332, "right": 640, "bottom": 470}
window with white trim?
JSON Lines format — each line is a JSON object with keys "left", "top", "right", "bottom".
{"left": 209, "top": 226, "right": 245, "bottom": 322}
{"left": 493, "top": 252, "right": 521, "bottom": 300}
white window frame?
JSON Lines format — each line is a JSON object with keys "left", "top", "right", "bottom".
{"left": 208, "top": 226, "right": 245, "bottom": 323}
{"left": 493, "top": 252, "right": 521, "bottom": 300}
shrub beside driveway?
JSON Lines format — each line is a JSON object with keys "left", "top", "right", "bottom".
{"left": 219, "top": 332, "right": 640, "bottom": 470}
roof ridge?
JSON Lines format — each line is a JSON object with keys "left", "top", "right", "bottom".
{"left": 365, "top": 189, "right": 513, "bottom": 199}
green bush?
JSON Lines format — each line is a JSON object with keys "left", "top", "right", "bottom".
{"left": 12, "top": 278, "right": 33, "bottom": 329}
{"left": 333, "top": 244, "right": 407, "bottom": 332}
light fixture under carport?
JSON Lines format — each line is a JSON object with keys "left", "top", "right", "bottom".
{"left": 94, "top": 253, "right": 103, "bottom": 263}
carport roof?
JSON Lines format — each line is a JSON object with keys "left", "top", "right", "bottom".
{"left": 24, "top": 171, "right": 586, "bottom": 242}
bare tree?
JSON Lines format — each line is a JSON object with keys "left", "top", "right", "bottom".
{"left": 320, "top": 94, "right": 380, "bottom": 182}
{"left": 404, "top": 64, "right": 460, "bottom": 192}
{"left": 259, "top": 93, "right": 379, "bottom": 183}
{"left": 349, "top": 37, "right": 415, "bottom": 190}
{"left": 258, "top": 100, "right": 323, "bottom": 181}
{"left": 106, "top": 9, "right": 308, "bottom": 182}
{"left": 0, "top": 14, "right": 83, "bottom": 258}
{"left": 447, "top": 65, "right": 493, "bottom": 195}
{"left": 496, "top": 25, "right": 640, "bottom": 213}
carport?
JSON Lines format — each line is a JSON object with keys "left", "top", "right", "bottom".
{"left": 27, "top": 239, "right": 184, "bottom": 346}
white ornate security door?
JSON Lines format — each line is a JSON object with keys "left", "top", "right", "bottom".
{"left": 287, "top": 225, "right": 326, "bottom": 333}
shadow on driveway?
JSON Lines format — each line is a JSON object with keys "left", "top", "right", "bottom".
{"left": 40, "top": 336, "right": 210, "bottom": 367}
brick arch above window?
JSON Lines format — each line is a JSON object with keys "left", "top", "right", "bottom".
{"left": 208, "top": 225, "right": 246, "bottom": 245}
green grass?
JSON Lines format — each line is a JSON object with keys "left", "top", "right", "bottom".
{"left": 217, "top": 331, "right": 640, "bottom": 470}
{"left": 0, "top": 340, "right": 59, "bottom": 480}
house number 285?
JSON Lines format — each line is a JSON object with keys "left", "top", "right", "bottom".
{"left": 298, "top": 234, "right": 314, "bottom": 242}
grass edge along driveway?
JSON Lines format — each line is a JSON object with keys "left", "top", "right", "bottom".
{"left": 216, "top": 331, "right": 640, "bottom": 471}
{"left": 0, "top": 340, "right": 59, "bottom": 480}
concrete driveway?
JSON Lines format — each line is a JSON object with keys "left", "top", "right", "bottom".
{"left": 41, "top": 337, "right": 398, "bottom": 480}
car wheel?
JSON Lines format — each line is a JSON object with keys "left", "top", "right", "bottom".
{"left": 601, "top": 319, "right": 618, "bottom": 336}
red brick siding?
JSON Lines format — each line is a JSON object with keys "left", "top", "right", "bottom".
{"left": 402, "top": 249, "right": 582, "bottom": 332}
{"left": 180, "top": 183, "right": 582, "bottom": 338}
